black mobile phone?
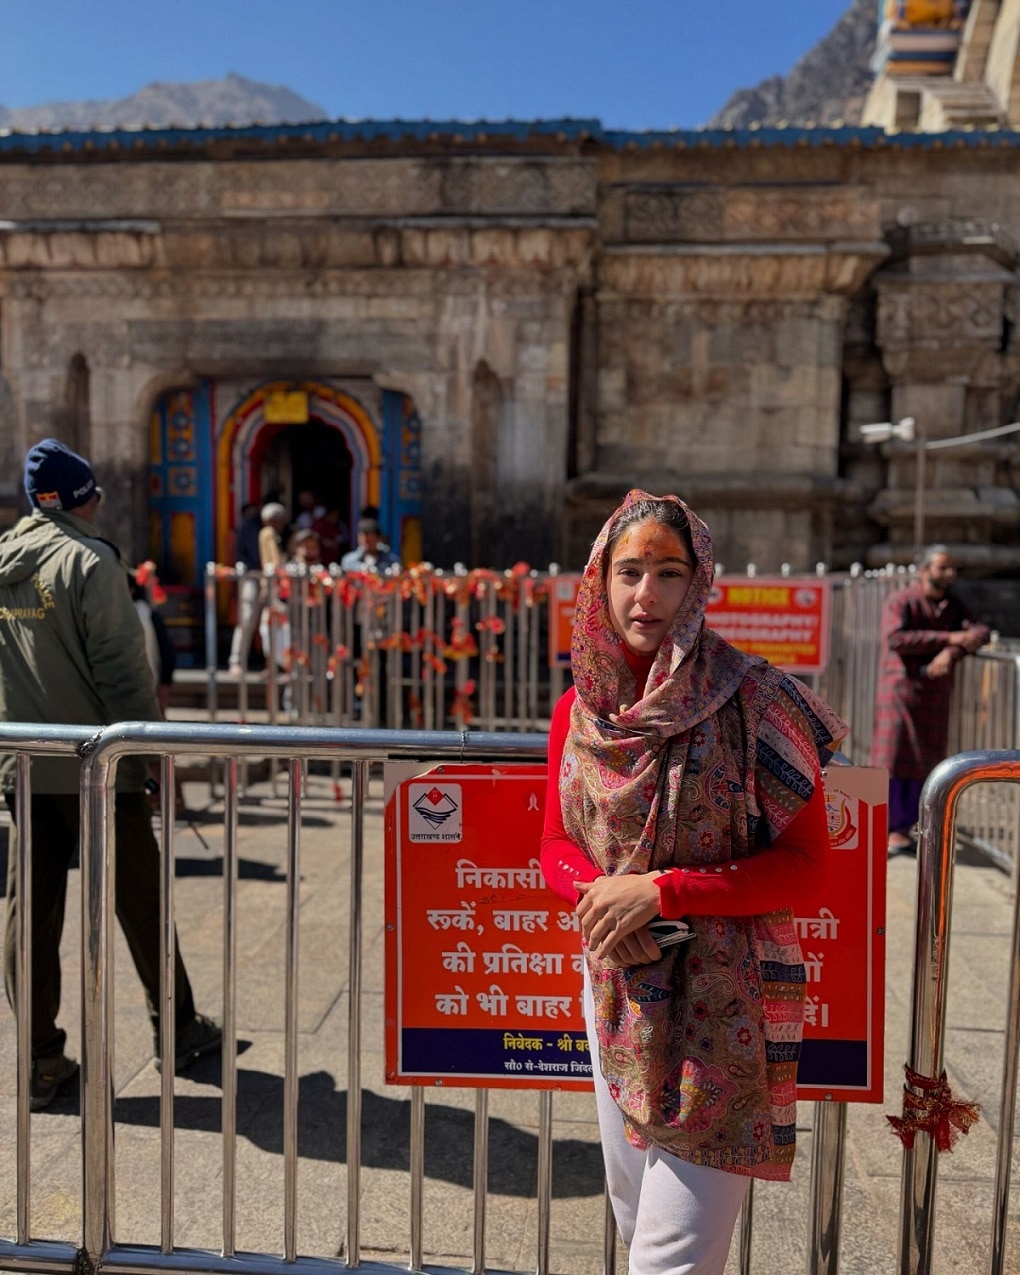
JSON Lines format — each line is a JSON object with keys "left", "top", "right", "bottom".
{"left": 647, "top": 917, "right": 694, "bottom": 950}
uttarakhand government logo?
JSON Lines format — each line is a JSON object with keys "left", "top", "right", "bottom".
{"left": 824, "top": 790, "right": 859, "bottom": 851}
{"left": 408, "top": 783, "right": 463, "bottom": 842}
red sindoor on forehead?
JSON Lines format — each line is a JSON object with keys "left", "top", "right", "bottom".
{"left": 614, "top": 524, "right": 690, "bottom": 563}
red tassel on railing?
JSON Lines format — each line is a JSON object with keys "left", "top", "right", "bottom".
{"left": 445, "top": 617, "right": 479, "bottom": 659}
{"left": 887, "top": 1064, "right": 981, "bottom": 1152}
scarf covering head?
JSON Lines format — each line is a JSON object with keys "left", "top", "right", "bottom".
{"left": 561, "top": 490, "right": 847, "bottom": 1179}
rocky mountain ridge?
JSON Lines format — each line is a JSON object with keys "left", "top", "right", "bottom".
{"left": 0, "top": 72, "right": 325, "bottom": 132}
{"left": 708, "top": 0, "right": 877, "bottom": 129}
{"left": 0, "top": 6, "right": 878, "bottom": 138}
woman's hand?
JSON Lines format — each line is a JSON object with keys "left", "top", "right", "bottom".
{"left": 600, "top": 926, "right": 662, "bottom": 968}
{"left": 575, "top": 873, "right": 662, "bottom": 960}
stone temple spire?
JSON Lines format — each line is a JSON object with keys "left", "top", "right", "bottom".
{"left": 862, "top": 0, "right": 1020, "bottom": 130}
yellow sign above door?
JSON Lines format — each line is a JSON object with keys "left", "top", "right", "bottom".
{"left": 264, "top": 389, "right": 309, "bottom": 424}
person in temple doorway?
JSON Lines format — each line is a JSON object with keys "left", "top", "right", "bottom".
{"left": 871, "top": 544, "right": 990, "bottom": 855}
{"left": 339, "top": 517, "right": 402, "bottom": 726}
{"left": 294, "top": 490, "right": 325, "bottom": 531}
{"left": 311, "top": 506, "right": 349, "bottom": 567}
{"left": 340, "top": 517, "right": 401, "bottom": 573}
{"left": 227, "top": 501, "right": 263, "bottom": 677}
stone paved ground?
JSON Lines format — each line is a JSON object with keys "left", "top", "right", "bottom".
{"left": 2, "top": 759, "right": 1019, "bottom": 1275}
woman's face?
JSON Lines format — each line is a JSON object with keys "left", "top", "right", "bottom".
{"left": 606, "top": 518, "right": 696, "bottom": 656}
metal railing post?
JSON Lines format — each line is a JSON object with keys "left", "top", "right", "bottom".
{"left": 899, "top": 750, "right": 1020, "bottom": 1275}
{"left": 159, "top": 754, "right": 177, "bottom": 1253}
{"left": 15, "top": 753, "right": 32, "bottom": 1246}
{"left": 807, "top": 1100, "right": 848, "bottom": 1275}
{"left": 283, "top": 758, "right": 302, "bottom": 1263}
{"left": 80, "top": 742, "right": 118, "bottom": 1269}
{"left": 471, "top": 1089, "right": 489, "bottom": 1275}
{"left": 222, "top": 757, "right": 239, "bottom": 1257}
{"left": 347, "top": 759, "right": 368, "bottom": 1268}
{"left": 738, "top": 1180, "right": 753, "bottom": 1275}
{"left": 991, "top": 870, "right": 1020, "bottom": 1275}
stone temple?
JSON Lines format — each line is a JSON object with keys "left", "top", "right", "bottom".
{"left": 2, "top": 0, "right": 1020, "bottom": 642}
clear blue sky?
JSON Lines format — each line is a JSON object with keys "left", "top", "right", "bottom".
{"left": 3, "top": 0, "right": 853, "bottom": 130}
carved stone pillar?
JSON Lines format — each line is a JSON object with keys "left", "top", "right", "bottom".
{"left": 562, "top": 179, "right": 889, "bottom": 570}
{"left": 869, "top": 222, "right": 1020, "bottom": 571}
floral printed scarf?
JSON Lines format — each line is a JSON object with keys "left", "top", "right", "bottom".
{"left": 560, "top": 491, "right": 847, "bottom": 1179}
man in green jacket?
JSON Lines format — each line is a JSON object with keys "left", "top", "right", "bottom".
{"left": 0, "top": 439, "right": 221, "bottom": 1109}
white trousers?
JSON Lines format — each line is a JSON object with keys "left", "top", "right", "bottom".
{"left": 584, "top": 970, "right": 750, "bottom": 1275}
{"left": 228, "top": 575, "right": 262, "bottom": 669}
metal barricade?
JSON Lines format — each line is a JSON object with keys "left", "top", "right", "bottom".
{"left": 947, "top": 652, "right": 1020, "bottom": 887}
{"left": 817, "top": 567, "right": 912, "bottom": 766}
{"left": 2, "top": 721, "right": 859, "bottom": 1275}
{"left": 899, "top": 750, "right": 1020, "bottom": 1275}
{"left": 0, "top": 724, "right": 101, "bottom": 1275}
{"left": 207, "top": 564, "right": 548, "bottom": 736}
{"left": 79, "top": 723, "right": 553, "bottom": 1275}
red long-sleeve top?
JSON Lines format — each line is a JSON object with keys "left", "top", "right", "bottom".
{"left": 540, "top": 664, "right": 830, "bottom": 917}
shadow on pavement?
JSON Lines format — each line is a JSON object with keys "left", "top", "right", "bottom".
{"left": 110, "top": 1070, "right": 605, "bottom": 1197}
{"left": 174, "top": 856, "right": 290, "bottom": 881}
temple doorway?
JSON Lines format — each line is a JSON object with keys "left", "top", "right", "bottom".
{"left": 259, "top": 419, "right": 355, "bottom": 549}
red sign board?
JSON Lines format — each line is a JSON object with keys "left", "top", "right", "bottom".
{"left": 385, "top": 764, "right": 592, "bottom": 1089}
{"left": 548, "top": 575, "right": 582, "bottom": 669}
{"left": 547, "top": 575, "right": 830, "bottom": 674}
{"left": 797, "top": 765, "right": 887, "bottom": 1102}
{"left": 385, "top": 763, "right": 885, "bottom": 1102}
{"left": 706, "top": 577, "right": 831, "bottom": 674}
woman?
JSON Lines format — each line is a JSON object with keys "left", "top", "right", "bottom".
{"left": 540, "top": 491, "right": 846, "bottom": 1274}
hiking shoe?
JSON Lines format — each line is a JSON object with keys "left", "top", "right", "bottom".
{"left": 888, "top": 832, "right": 917, "bottom": 858}
{"left": 155, "top": 1014, "right": 223, "bottom": 1074}
{"left": 30, "top": 1053, "right": 79, "bottom": 1111}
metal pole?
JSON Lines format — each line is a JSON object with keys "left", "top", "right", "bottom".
{"left": 899, "top": 751, "right": 1020, "bottom": 1274}
{"left": 602, "top": 1191, "right": 617, "bottom": 1275}
{"left": 990, "top": 860, "right": 1020, "bottom": 1275}
{"left": 205, "top": 564, "right": 219, "bottom": 723}
{"left": 807, "top": 1100, "right": 848, "bottom": 1275}
{"left": 159, "top": 755, "right": 177, "bottom": 1254}
{"left": 738, "top": 1179, "right": 754, "bottom": 1275}
{"left": 409, "top": 1088, "right": 425, "bottom": 1272}
{"left": 205, "top": 564, "right": 220, "bottom": 798}
{"left": 913, "top": 425, "right": 927, "bottom": 565}
{"left": 80, "top": 749, "right": 118, "bottom": 1267}
{"left": 471, "top": 1089, "right": 488, "bottom": 1275}
{"left": 222, "top": 757, "right": 239, "bottom": 1258}
{"left": 536, "top": 1092, "right": 553, "bottom": 1275}
{"left": 15, "top": 753, "right": 32, "bottom": 1245}
{"left": 347, "top": 760, "right": 368, "bottom": 1268}
{"left": 1013, "top": 658, "right": 1020, "bottom": 896}
{"left": 283, "top": 758, "right": 301, "bottom": 1263}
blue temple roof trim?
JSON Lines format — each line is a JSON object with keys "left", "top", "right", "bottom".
{"left": 1, "top": 116, "right": 1020, "bottom": 154}
{"left": 0, "top": 117, "right": 603, "bottom": 152}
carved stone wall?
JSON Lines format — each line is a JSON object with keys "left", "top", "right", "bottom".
{"left": 0, "top": 214, "right": 590, "bottom": 562}
{"left": 863, "top": 228, "right": 1020, "bottom": 568}
{"left": 2, "top": 137, "right": 1020, "bottom": 576}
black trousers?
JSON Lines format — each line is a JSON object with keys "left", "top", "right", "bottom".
{"left": 4, "top": 791, "right": 196, "bottom": 1059}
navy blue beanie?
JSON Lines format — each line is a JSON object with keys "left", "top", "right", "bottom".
{"left": 24, "top": 438, "right": 101, "bottom": 512}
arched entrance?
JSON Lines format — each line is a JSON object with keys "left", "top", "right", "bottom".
{"left": 253, "top": 420, "right": 355, "bottom": 547}
{"left": 214, "top": 380, "right": 384, "bottom": 568}
{"left": 149, "top": 378, "right": 422, "bottom": 583}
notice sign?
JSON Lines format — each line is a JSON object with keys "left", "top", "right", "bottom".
{"left": 385, "top": 764, "right": 592, "bottom": 1090}
{"left": 385, "top": 762, "right": 885, "bottom": 1102}
{"left": 706, "top": 577, "right": 831, "bottom": 674}
{"left": 548, "top": 575, "right": 582, "bottom": 669}
{"left": 796, "top": 765, "right": 887, "bottom": 1103}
